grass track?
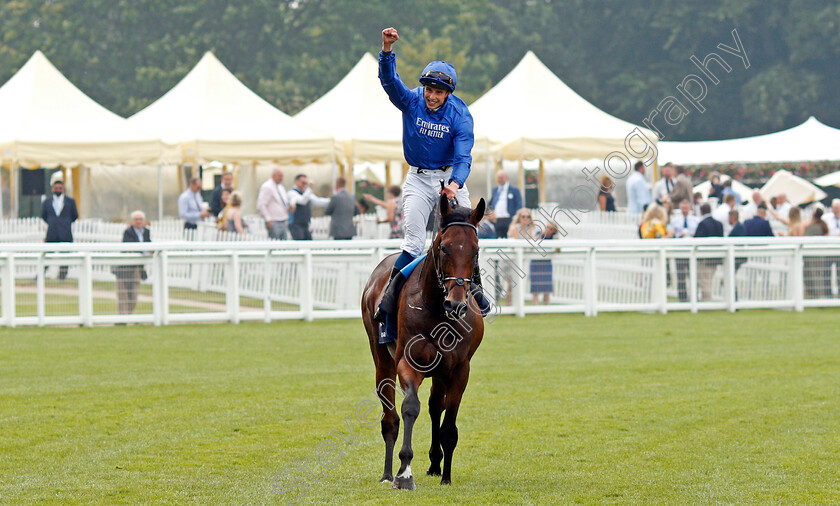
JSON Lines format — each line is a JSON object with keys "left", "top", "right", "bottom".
{"left": 1, "top": 310, "right": 839, "bottom": 504}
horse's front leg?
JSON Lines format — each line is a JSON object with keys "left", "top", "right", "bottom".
{"left": 393, "top": 361, "right": 424, "bottom": 490}
{"left": 440, "top": 363, "right": 470, "bottom": 485}
{"left": 375, "top": 368, "right": 400, "bottom": 484}
{"left": 427, "top": 377, "right": 445, "bottom": 477}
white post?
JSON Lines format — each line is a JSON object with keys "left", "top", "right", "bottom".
{"left": 689, "top": 246, "right": 698, "bottom": 314}
{"left": 263, "top": 251, "right": 272, "bottom": 323}
{"left": 1, "top": 255, "right": 16, "bottom": 327}
{"left": 725, "top": 245, "right": 736, "bottom": 312}
{"left": 514, "top": 245, "right": 525, "bottom": 318}
{"left": 792, "top": 245, "right": 804, "bottom": 312}
{"left": 656, "top": 247, "right": 667, "bottom": 314}
{"left": 160, "top": 251, "right": 170, "bottom": 325}
{"left": 302, "top": 250, "right": 314, "bottom": 321}
{"left": 228, "top": 252, "right": 240, "bottom": 323}
{"left": 152, "top": 251, "right": 162, "bottom": 326}
{"left": 37, "top": 253, "right": 46, "bottom": 326}
{"left": 80, "top": 252, "right": 93, "bottom": 327}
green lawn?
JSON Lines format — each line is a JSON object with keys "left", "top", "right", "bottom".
{"left": 1, "top": 311, "right": 839, "bottom": 504}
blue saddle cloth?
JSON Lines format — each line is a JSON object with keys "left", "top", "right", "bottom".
{"left": 400, "top": 253, "right": 426, "bottom": 278}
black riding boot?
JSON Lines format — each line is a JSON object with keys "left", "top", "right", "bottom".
{"left": 470, "top": 262, "right": 493, "bottom": 317}
{"left": 374, "top": 267, "right": 406, "bottom": 323}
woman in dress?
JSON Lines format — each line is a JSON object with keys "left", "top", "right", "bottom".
{"left": 364, "top": 185, "right": 404, "bottom": 239}
{"left": 225, "top": 191, "right": 248, "bottom": 235}
{"left": 598, "top": 175, "right": 616, "bottom": 212}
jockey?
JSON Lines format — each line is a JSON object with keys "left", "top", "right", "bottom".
{"left": 374, "top": 26, "right": 491, "bottom": 344}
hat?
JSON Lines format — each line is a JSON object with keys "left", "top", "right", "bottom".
{"left": 419, "top": 61, "right": 457, "bottom": 92}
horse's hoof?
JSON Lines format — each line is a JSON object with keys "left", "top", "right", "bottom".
{"left": 426, "top": 466, "right": 441, "bottom": 477}
{"left": 440, "top": 478, "right": 451, "bottom": 485}
{"left": 392, "top": 467, "right": 415, "bottom": 490}
{"left": 392, "top": 475, "right": 416, "bottom": 490}
{"left": 380, "top": 474, "right": 393, "bottom": 484}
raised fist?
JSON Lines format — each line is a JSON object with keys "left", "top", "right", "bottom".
{"left": 382, "top": 27, "right": 399, "bottom": 50}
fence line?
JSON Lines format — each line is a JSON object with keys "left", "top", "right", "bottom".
{"left": 1, "top": 237, "right": 839, "bottom": 327}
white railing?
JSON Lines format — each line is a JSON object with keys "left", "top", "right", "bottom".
{"left": 1, "top": 237, "right": 840, "bottom": 327}
{"left": 0, "top": 209, "right": 641, "bottom": 244}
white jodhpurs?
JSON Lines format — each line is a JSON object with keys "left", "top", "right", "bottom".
{"left": 400, "top": 166, "right": 471, "bottom": 257}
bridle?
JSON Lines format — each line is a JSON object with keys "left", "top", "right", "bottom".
{"left": 428, "top": 220, "right": 478, "bottom": 297}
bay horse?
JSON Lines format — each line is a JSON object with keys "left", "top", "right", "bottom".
{"left": 361, "top": 193, "right": 486, "bottom": 490}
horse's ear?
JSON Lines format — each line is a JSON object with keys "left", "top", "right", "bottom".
{"left": 439, "top": 192, "right": 451, "bottom": 217}
{"left": 469, "top": 198, "right": 485, "bottom": 226}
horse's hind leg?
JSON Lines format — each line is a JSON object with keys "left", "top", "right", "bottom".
{"left": 427, "top": 378, "right": 445, "bottom": 477}
{"left": 375, "top": 365, "right": 400, "bottom": 483}
{"left": 440, "top": 364, "right": 470, "bottom": 485}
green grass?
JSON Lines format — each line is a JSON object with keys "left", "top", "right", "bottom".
{"left": 1, "top": 311, "right": 839, "bottom": 504}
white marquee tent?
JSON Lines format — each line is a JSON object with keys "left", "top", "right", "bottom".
{"left": 0, "top": 51, "right": 175, "bottom": 217}
{"left": 759, "top": 169, "right": 826, "bottom": 206}
{"left": 470, "top": 51, "right": 658, "bottom": 162}
{"left": 658, "top": 117, "right": 840, "bottom": 165}
{"left": 128, "top": 52, "right": 336, "bottom": 165}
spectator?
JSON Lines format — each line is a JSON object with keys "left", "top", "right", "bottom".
{"left": 805, "top": 207, "right": 830, "bottom": 299}
{"left": 640, "top": 204, "right": 671, "bottom": 239}
{"left": 626, "top": 161, "right": 651, "bottom": 214}
{"left": 41, "top": 180, "right": 78, "bottom": 281}
{"left": 712, "top": 193, "right": 737, "bottom": 236}
{"left": 325, "top": 177, "right": 360, "bottom": 240}
{"left": 652, "top": 162, "right": 675, "bottom": 206}
{"left": 178, "top": 177, "right": 210, "bottom": 231}
{"left": 821, "top": 199, "right": 840, "bottom": 236}
{"left": 489, "top": 170, "right": 522, "bottom": 238}
{"left": 728, "top": 210, "right": 746, "bottom": 237}
{"left": 216, "top": 188, "right": 232, "bottom": 231}
{"left": 670, "top": 165, "right": 693, "bottom": 206}
{"left": 785, "top": 207, "right": 805, "bottom": 236}
{"left": 364, "top": 185, "right": 404, "bottom": 239}
{"left": 113, "top": 210, "right": 150, "bottom": 315}
{"left": 225, "top": 191, "right": 248, "bottom": 234}
{"left": 694, "top": 203, "right": 724, "bottom": 302}
{"left": 669, "top": 199, "right": 699, "bottom": 238}
{"left": 821, "top": 200, "right": 840, "bottom": 298}
{"left": 708, "top": 172, "right": 724, "bottom": 201}
{"left": 477, "top": 208, "right": 497, "bottom": 239}
{"left": 692, "top": 192, "right": 704, "bottom": 216}
{"left": 743, "top": 203, "right": 774, "bottom": 237}
{"left": 508, "top": 208, "right": 538, "bottom": 240}
{"left": 669, "top": 199, "right": 699, "bottom": 302}
{"left": 598, "top": 175, "right": 616, "bottom": 212}
{"left": 721, "top": 179, "right": 741, "bottom": 203}
{"left": 740, "top": 190, "right": 762, "bottom": 221}
{"left": 256, "top": 168, "right": 292, "bottom": 240}
{"left": 530, "top": 222, "right": 557, "bottom": 305}
{"left": 209, "top": 170, "right": 234, "bottom": 217}
{"left": 288, "top": 174, "right": 330, "bottom": 240}
{"left": 774, "top": 193, "right": 792, "bottom": 221}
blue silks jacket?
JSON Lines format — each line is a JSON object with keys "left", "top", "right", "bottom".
{"left": 379, "top": 51, "right": 474, "bottom": 188}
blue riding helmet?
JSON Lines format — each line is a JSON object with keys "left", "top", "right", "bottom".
{"left": 419, "top": 61, "right": 457, "bottom": 93}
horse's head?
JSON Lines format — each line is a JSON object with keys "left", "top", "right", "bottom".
{"left": 434, "top": 194, "right": 485, "bottom": 320}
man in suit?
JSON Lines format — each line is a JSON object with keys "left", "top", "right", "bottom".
{"left": 489, "top": 170, "right": 522, "bottom": 238}
{"left": 670, "top": 166, "right": 693, "bottom": 206}
{"left": 694, "top": 202, "right": 723, "bottom": 301}
{"left": 209, "top": 171, "right": 234, "bottom": 217}
{"left": 41, "top": 180, "right": 78, "bottom": 281}
{"left": 113, "top": 210, "right": 150, "bottom": 315}
{"left": 288, "top": 174, "right": 330, "bottom": 240}
{"left": 325, "top": 177, "right": 360, "bottom": 240}
{"left": 744, "top": 204, "right": 774, "bottom": 237}
{"left": 668, "top": 199, "right": 699, "bottom": 302}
